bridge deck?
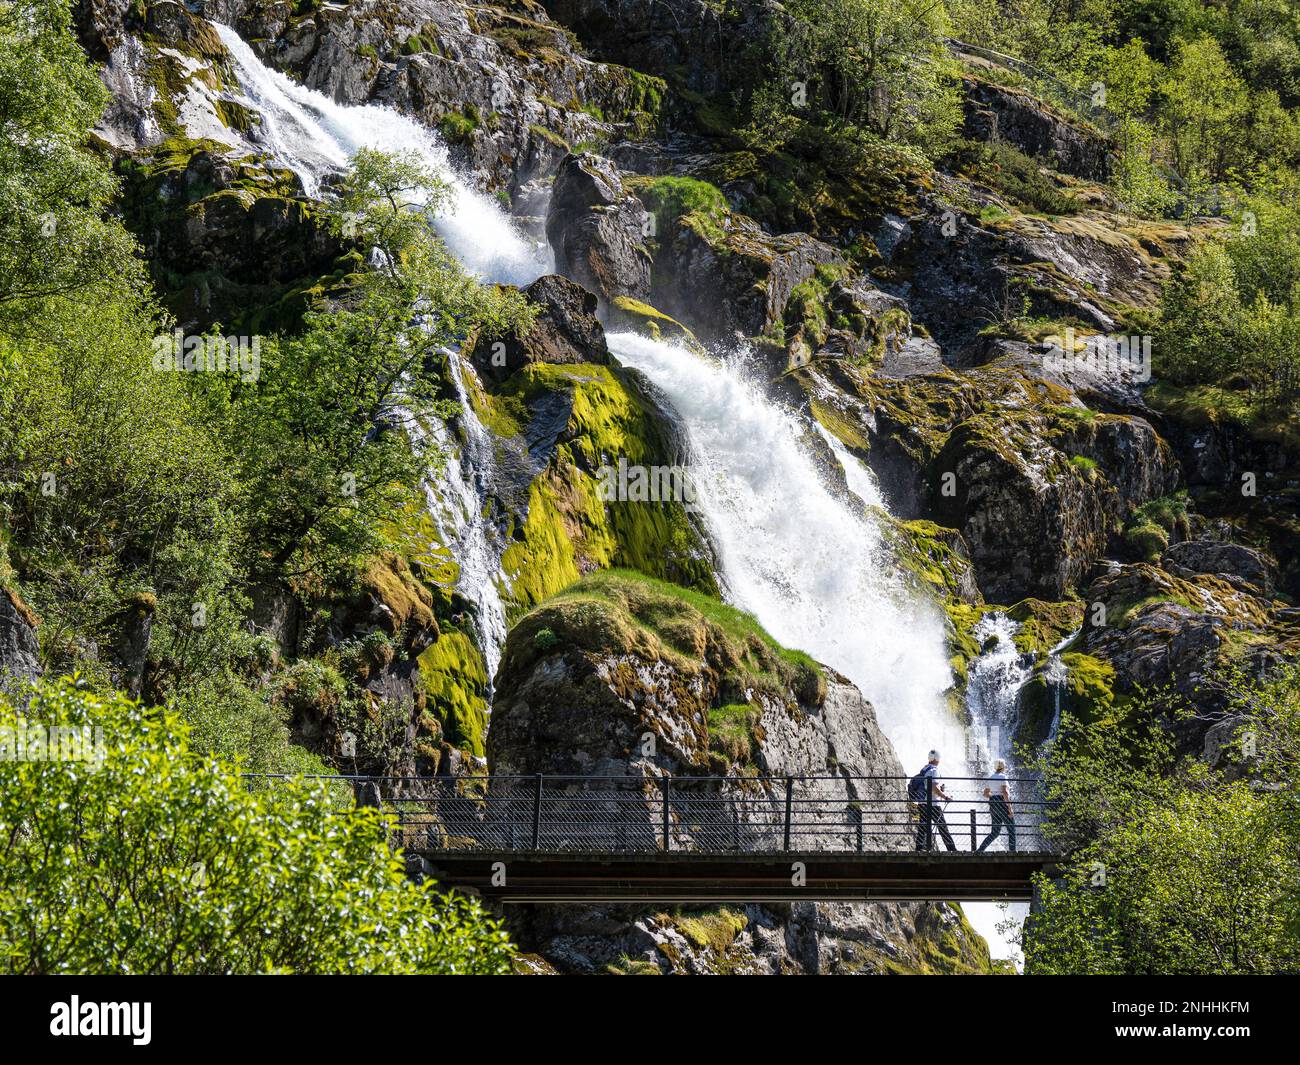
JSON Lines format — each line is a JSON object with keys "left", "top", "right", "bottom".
{"left": 417, "top": 850, "right": 1058, "bottom": 903}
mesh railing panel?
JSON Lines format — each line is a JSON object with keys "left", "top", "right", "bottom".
{"left": 243, "top": 774, "right": 1058, "bottom": 855}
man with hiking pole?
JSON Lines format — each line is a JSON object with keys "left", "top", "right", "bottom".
{"left": 909, "top": 749, "right": 957, "bottom": 851}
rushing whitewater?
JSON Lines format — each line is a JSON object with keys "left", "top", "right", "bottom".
{"left": 608, "top": 334, "right": 964, "bottom": 774}
{"left": 212, "top": 25, "right": 550, "bottom": 285}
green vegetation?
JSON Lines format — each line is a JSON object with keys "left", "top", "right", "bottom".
{"left": 0, "top": 7, "right": 542, "bottom": 964}
{"left": 1023, "top": 662, "right": 1300, "bottom": 973}
{"left": 1157, "top": 199, "right": 1300, "bottom": 402}
{"left": 0, "top": 679, "right": 514, "bottom": 973}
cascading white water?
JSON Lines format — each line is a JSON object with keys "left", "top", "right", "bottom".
{"left": 213, "top": 22, "right": 1044, "bottom": 963}
{"left": 212, "top": 25, "right": 550, "bottom": 284}
{"left": 420, "top": 354, "right": 512, "bottom": 688}
{"left": 208, "top": 23, "right": 547, "bottom": 677}
{"left": 965, "top": 612, "right": 1033, "bottom": 772}
{"left": 607, "top": 333, "right": 964, "bottom": 774}
{"left": 815, "top": 422, "right": 885, "bottom": 509}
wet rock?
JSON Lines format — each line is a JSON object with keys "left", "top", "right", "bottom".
{"left": 469, "top": 274, "right": 610, "bottom": 385}
{"left": 546, "top": 154, "right": 653, "bottom": 304}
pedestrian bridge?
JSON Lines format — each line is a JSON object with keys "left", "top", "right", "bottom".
{"left": 282, "top": 773, "right": 1064, "bottom": 903}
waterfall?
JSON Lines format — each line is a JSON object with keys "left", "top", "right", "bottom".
{"left": 607, "top": 333, "right": 963, "bottom": 774}
{"left": 208, "top": 23, "right": 547, "bottom": 682}
{"left": 420, "top": 354, "right": 512, "bottom": 689}
{"left": 965, "top": 612, "right": 1033, "bottom": 772}
{"left": 211, "top": 25, "right": 551, "bottom": 285}
{"left": 211, "top": 23, "right": 1048, "bottom": 964}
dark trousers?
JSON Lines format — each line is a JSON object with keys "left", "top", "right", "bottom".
{"left": 914, "top": 804, "right": 956, "bottom": 851}
{"left": 977, "top": 797, "right": 1017, "bottom": 852}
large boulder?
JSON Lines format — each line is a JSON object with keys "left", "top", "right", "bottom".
{"left": 546, "top": 154, "right": 653, "bottom": 304}
{"left": 1162, "top": 540, "right": 1276, "bottom": 598}
{"left": 468, "top": 274, "right": 610, "bottom": 385}
{"left": 810, "top": 361, "right": 1179, "bottom": 602}
{"left": 653, "top": 210, "right": 843, "bottom": 343}
{"left": 960, "top": 76, "right": 1113, "bottom": 182}
{"left": 487, "top": 571, "right": 997, "bottom": 975}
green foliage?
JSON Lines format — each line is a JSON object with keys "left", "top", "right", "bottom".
{"left": 946, "top": 139, "right": 1081, "bottom": 214}
{"left": 628, "top": 175, "right": 729, "bottom": 237}
{"left": 1022, "top": 663, "right": 1300, "bottom": 974}
{"left": 0, "top": 0, "right": 142, "bottom": 333}
{"left": 1157, "top": 199, "right": 1300, "bottom": 398}
{"left": 0, "top": 678, "right": 515, "bottom": 974}
{"left": 752, "top": 0, "right": 962, "bottom": 156}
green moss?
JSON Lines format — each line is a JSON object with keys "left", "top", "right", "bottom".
{"left": 491, "top": 363, "right": 717, "bottom": 617}
{"left": 608, "top": 296, "right": 698, "bottom": 346}
{"left": 506, "top": 569, "right": 824, "bottom": 705}
{"left": 672, "top": 907, "right": 748, "bottom": 954}
{"left": 627, "top": 175, "right": 728, "bottom": 238}
{"left": 1006, "top": 599, "right": 1084, "bottom": 658}
{"left": 707, "top": 703, "right": 765, "bottom": 766}
{"left": 438, "top": 106, "right": 480, "bottom": 145}
{"left": 1018, "top": 651, "right": 1117, "bottom": 746}
{"left": 417, "top": 631, "right": 489, "bottom": 758}
{"left": 528, "top": 123, "right": 570, "bottom": 151}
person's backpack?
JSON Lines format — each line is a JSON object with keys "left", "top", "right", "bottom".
{"left": 907, "top": 766, "right": 931, "bottom": 804}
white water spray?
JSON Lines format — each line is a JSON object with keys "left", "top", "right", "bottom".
{"left": 608, "top": 333, "right": 963, "bottom": 774}
{"left": 211, "top": 25, "right": 550, "bottom": 285}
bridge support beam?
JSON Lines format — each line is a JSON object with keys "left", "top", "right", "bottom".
{"left": 418, "top": 851, "right": 1059, "bottom": 904}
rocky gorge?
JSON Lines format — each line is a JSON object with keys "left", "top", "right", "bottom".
{"left": 11, "top": 0, "right": 1293, "bottom": 974}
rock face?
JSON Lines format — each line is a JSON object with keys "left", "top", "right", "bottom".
{"left": 488, "top": 572, "right": 996, "bottom": 974}
{"left": 0, "top": 588, "right": 41, "bottom": 689}
{"left": 804, "top": 360, "right": 1179, "bottom": 603}
{"left": 961, "top": 76, "right": 1113, "bottom": 182}
{"left": 469, "top": 274, "right": 610, "bottom": 384}
{"left": 654, "top": 212, "right": 843, "bottom": 343}
{"left": 546, "top": 154, "right": 653, "bottom": 304}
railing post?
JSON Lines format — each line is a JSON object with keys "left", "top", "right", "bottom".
{"left": 925, "top": 784, "right": 934, "bottom": 852}
{"left": 783, "top": 776, "right": 794, "bottom": 851}
{"left": 531, "top": 774, "right": 543, "bottom": 850}
{"left": 970, "top": 808, "right": 976, "bottom": 852}
{"left": 661, "top": 777, "right": 671, "bottom": 852}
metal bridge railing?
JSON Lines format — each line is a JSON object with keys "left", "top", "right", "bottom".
{"left": 244, "top": 774, "right": 1057, "bottom": 856}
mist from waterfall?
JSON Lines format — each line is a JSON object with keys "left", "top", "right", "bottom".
{"left": 608, "top": 334, "right": 964, "bottom": 775}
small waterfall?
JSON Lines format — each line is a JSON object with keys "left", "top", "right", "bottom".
{"left": 209, "top": 22, "right": 549, "bottom": 691}
{"left": 421, "top": 353, "right": 512, "bottom": 689}
{"left": 814, "top": 423, "right": 884, "bottom": 509}
{"left": 211, "top": 24, "right": 551, "bottom": 284}
{"left": 965, "top": 612, "right": 1033, "bottom": 772}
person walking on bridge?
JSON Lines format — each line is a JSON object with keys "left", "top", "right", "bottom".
{"left": 909, "top": 750, "right": 956, "bottom": 851}
{"left": 977, "top": 760, "right": 1017, "bottom": 852}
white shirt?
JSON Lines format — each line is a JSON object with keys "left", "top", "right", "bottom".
{"left": 987, "top": 771, "right": 1009, "bottom": 799}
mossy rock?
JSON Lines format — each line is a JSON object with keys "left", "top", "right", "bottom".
{"left": 488, "top": 363, "right": 717, "bottom": 617}
{"left": 1017, "top": 651, "right": 1117, "bottom": 747}
{"left": 607, "top": 296, "right": 698, "bottom": 347}
{"left": 417, "top": 630, "right": 489, "bottom": 758}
